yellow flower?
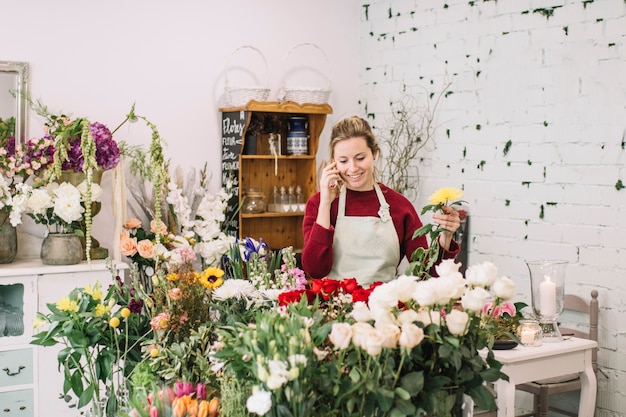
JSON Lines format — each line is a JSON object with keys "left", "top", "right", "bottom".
{"left": 120, "top": 307, "right": 131, "bottom": 319}
{"left": 95, "top": 304, "right": 108, "bottom": 317}
{"left": 166, "top": 273, "right": 179, "bottom": 282}
{"left": 109, "top": 317, "right": 121, "bottom": 328}
{"left": 84, "top": 281, "right": 103, "bottom": 301}
{"left": 150, "top": 348, "right": 159, "bottom": 357}
{"left": 56, "top": 296, "right": 79, "bottom": 313}
{"left": 198, "top": 267, "right": 225, "bottom": 289}
{"left": 33, "top": 314, "right": 47, "bottom": 329}
{"left": 428, "top": 187, "right": 464, "bottom": 205}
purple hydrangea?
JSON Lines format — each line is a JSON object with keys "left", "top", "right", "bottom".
{"left": 90, "top": 122, "right": 120, "bottom": 170}
{"left": 60, "top": 122, "right": 120, "bottom": 172}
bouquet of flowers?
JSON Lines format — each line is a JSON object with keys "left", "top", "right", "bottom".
{"left": 32, "top": 261, "right": 152, "bottom": 414}
{"left": 124, "top": 382, "right": 219, "bottom": 417}
{"left": 214, "top": 259, "right": 514, "bottom": 417}
{"left": 23, "top": 180, "right": 102, "bottom": 234}
{"left": 0, "top": 135, "right": 55, "bottom": 226}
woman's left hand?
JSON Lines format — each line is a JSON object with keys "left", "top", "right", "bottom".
{"left": 433, "top": 205, "right": 461, "bottom": 250}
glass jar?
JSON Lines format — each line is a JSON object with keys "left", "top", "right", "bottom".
{"left": 517, "top": 319, "right": 543, "bottom": 347}
{"left": 242, "top": 189, "right": 266, "bottom": 214}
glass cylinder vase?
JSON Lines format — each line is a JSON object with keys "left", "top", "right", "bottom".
{"left": 526, "top": 260, "right": 568, "bottom": 342}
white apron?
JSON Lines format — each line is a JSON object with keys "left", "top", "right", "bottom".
{"left": 328, "top": 183, "right": 400, "bottom": 286}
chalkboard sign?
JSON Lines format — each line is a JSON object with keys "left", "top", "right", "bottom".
{"left": 221, "top": 111, "right": 246, "bottom": 237}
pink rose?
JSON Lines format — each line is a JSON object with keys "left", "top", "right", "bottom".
{"left": 120, "top": 236, "right": 138, "bottom": 257}
{"left": 137, "top": 239, "right": 155, "bottom": 259}
{"left": 168, "top": 288, "right": 182, "bottom": 301}
{"left": 124, "top": 218, "right": 142, "bottom": 229}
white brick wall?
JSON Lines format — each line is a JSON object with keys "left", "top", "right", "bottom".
{"left": 360, "top": 0, "right": 626, "bottom": 415}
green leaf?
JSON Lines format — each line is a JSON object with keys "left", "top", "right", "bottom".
{"left": 400, "top": 371, "right": 424, "bottom": 396}
{"left": 77, "top": 384, "right": 95, "bottom": 409}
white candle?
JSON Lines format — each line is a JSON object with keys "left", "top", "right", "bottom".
{"left": 521, "top": 328, "right": 536, "bottom": 345}
{"left": 539, "top": 275, "right": 557, "bottom": 317}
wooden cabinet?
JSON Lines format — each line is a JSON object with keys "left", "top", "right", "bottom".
{"left": 220, "top": 101, "right": 332, "bottom": 251}
{"left": 0, "top": 259, "right": 127, "bottom": 417}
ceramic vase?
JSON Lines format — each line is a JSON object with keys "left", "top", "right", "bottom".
{"left": 40, "top": 233, "right": 83, "bottom": 265}
{"left": 0, "top": 210, "right": 17, "bottom": 264}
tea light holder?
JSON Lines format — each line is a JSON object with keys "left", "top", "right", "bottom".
{"left": 526, "top": 260, "right": 568, "bottom": 342}
{"left": 517, "top": 319, "right": 543, "bottom": 347}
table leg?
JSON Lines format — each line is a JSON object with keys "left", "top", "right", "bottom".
{"left": 578, "top": 350, "right": 597, "bottom": 417}
{"left": 495, "top": 379, "right": 516, "bottom": 417}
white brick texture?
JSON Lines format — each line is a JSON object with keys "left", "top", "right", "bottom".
{"left": 360, "top": 0, "right": 626, "bottom": 415}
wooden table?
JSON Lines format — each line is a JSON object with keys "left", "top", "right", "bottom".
{"left": 487, "top": 337, "right": 597, "bottom": 417}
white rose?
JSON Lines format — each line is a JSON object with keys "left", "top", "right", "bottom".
{"left": 362, "top": 327, "right": 385, "bottom": 356}
{"left": 328, "top": 322, "right": 353, "bottom": 350}
{"left": 465, "top": 261, "right": 498, "bottom": 287}
{"left": 246, "top": 387, "right": 272, "bottom": 415}
{"left": 412, "top": 279, "right": 439, "bottom": 307}
{"left": 399, "top": 323, "right": 425, "bottom": 349}
{"left": 491, "top": 276, "right": 516, "bottom": 300}
{"left": 26, "top": 188, "right": 53, "bottom": 215}
{"left": 435, "top": 259, "right": 463, "bottom": 278}
{"left": 350, "top": 301, "right": 373, "bottom": 322}
{"left": 368, "top": 281, "right": 400, "bottom": 316}
{"left": 375, "top": 322, "right": 401, "bottom": 348}
{"left": 76, "top": 180, "right": 103, "bottom": 202}
{"left": 461, "top": 287, "right": 491, "bottom": 312}
{"left": 53, "top": 183, "right": 84, "bottom": 223}
{"left": 397, "top": 309, "right": 420, "bottom": 326}
{"left": 394, "top": 274, "right": 418, "bottom": 303}
{"left": 415, "top": 309, "right": 441, "bottom": 326}
{"left": 351, "top": 322, "right": 375, "bottom": 349}
{"left": 446, "top": 309, "right": 470, "bottom": 336}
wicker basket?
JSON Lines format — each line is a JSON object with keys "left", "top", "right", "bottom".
{"left": 278, "top": 43, "right": 332, "bottom": 105}
{"left": 223, "top": 45, "right": 270, "bottom": 107}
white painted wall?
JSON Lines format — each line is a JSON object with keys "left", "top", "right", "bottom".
{"left": 359, "top": 0, "right": 625, "bottom": 415}
{"left": 2, "top": 0, "right": 362, "bottom": 256}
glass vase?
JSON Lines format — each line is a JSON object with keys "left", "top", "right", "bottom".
{"left": 526, "top": 260, "right": 568, "bottom": 342}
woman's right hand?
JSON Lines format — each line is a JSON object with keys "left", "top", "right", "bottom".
{"left": 319, "top": 161, "right": 342, "bottom": 205}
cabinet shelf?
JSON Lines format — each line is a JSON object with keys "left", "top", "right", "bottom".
{"left": 221, "top": 101, "right": 332, "bottom": 251}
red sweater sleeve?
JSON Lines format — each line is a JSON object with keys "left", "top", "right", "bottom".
{"left": 301, "top": 184, "right": 459, "bottom": 279}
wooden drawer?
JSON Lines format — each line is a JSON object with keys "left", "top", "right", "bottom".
{"left": 0, "top": 349, "right": 33, "bottom": 388}
{"left": 0, "top": 389, "right": 34, "bottom": 416}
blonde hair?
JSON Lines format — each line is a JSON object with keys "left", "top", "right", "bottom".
{"left": 329, "top": 116, "right": 380, "bottom": 160}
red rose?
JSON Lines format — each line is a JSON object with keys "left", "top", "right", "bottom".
{"left": 341, "top": 278, "right": 360, "bottom": 294}
{"left": 310, "top": 278, "right": 325, "bottom": 295}
{"left": 351, "top": 288, "right": 371, "bottom": 303}
{"left": 278, "top": 290, "right": 307, "bottom": 306}
{"left": 320, "top": 279, "right": 340, "bottom": 297}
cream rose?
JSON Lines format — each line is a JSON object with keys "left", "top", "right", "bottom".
{"left": 465, "top": 261, "right": 498, "bottom": 287}
{"left": 136, "top": 239, "right": 155, "bottom": 259}
{"left": 362, "top": 327, "right": 385, "bottom": 356}
{"left": 491, "top": 276, "right": 516, "bottom": 300}
{"left": 412, "top": 279, "right": 439, "bottom": 307}
{"left": 446, "top": 309, "right": 470, "bottom": 336}
{"left": 328, "top": 322, "right": 353, "bottom": 350}
{"left": 350, "top": 301, "right": 373, "bottom": 323}
{"left": 399, "top": 324, "right": 425, "bottom": 349}
{"left": 461, "top": 287, "right": 491, "bottom": 312}
{"left": 375, "top": 322, "right": 401, "bottom": 349}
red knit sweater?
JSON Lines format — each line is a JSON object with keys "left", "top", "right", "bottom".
{"left": 301, "top": 183, "right": 459, "bottom": 279}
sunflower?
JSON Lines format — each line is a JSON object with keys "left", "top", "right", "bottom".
{"left": 198, "top": 266, "right": 225, "bottom": 290}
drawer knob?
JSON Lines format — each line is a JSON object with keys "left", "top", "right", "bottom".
{"left": 2, "top": 365, "right": 25, "bottom": 376}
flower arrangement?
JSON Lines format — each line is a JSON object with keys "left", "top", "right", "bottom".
{"left": 483, "top": 300, "right": 528, "bottom": 342}
{"left": 31, "top": 261, "right": 152, "bottom": 414}
{"left": 0, "top": 135, "right": 55, "bottom": 226}
{"left": 406, "top": 187, "right": 465, "bottom": 279}
{"left": 23, "top": 180, "right": 102, "bottom": 234}
{"left": 124, "top": 382, "right": 219, "bottom": 417}
{"left": 214, "top": 259, "right": 514, "bottom": 417}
